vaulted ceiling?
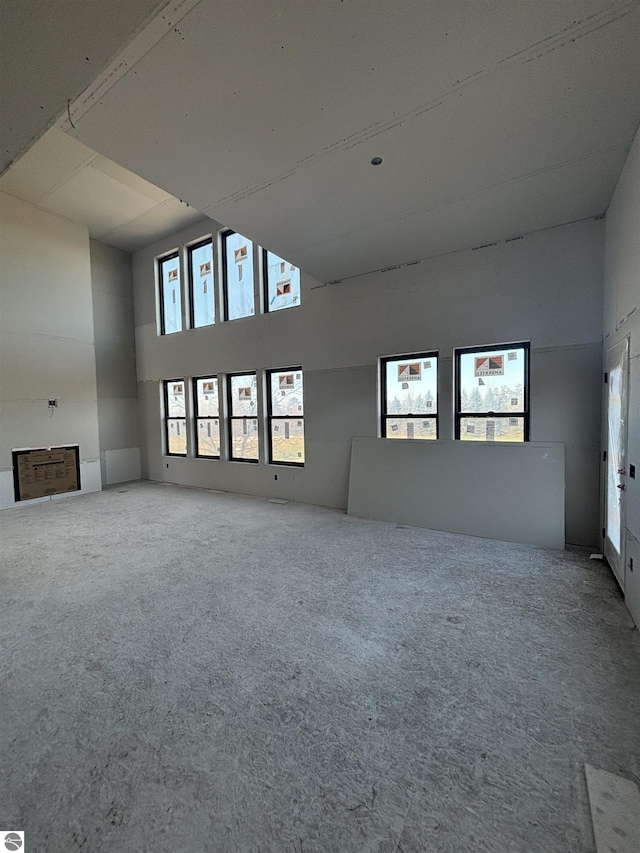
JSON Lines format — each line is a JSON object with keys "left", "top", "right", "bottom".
{"left": 3, "top": 0, "right": 640, "bottom": 282}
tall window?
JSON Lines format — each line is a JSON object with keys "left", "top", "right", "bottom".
{"left": 264, "top": 250, "right": 301, "bottom": 312}
{"left": 267, "top": 369, "right": 305, "bottom": 465}
{"left": 193, "top": 376, "right": 220, "bottom": 457}
{"left": 228, "top": 372, "right": 259, "bottom": 461}
{"left": 189, "top": 238, "right": 215, "bottom": 328}
{"left": 223, "top": 231, "right": 255, "bottom": 320}
{"left": 455, "top": 342, "right": 530, "bottom": 441}
{"left": 164, "top": 379, "right": 187, "bottom": 455}
{"left": 158, "top": 252, "right": 182, "bottom": 334}
{"left": 380, "top": 352, "right": 438, "bottom": 439}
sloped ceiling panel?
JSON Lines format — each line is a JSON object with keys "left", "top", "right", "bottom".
{"left": 62, "top": 0, "right": 640, "bottom": 280}
{"left": 0, "top": 0, "right": 172, "bottom": 175}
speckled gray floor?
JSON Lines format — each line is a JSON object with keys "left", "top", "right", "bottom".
{"left": 1, "top": 481, "right": 639, "bottom": 853}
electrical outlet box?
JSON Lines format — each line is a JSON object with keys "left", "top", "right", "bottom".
{"left": 48, "top": 399, "right": 57, "bottom": 407}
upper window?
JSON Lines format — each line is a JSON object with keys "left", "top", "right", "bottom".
{"left": 264, "top": 250, "right": 301, "bottom": 312}
{"left": 228, "top": 372, "right": 259, "bottom": 461}
{"left": 159, "top": 253, "right": 182, "bottom": 334}
{"left": 164, "top": 379, "right": 187, "bottom": 455}
{"left": 455, "top": 342, "right": 530, "bottom": 441}
{"left": 223, "top": 231, "right": 255, "bottom": 320}
{"left": 380, "top": 352, "right": 438, "bottom": 440}
{"left": 193, "top": 376, "right": 220, "bottom": 458}
{"left": 189, "top": 239, "right": 215, "bottom": 328}
{"left": 267, "top": 369, "right": 305, "bottom": 465}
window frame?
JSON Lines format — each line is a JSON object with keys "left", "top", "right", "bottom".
{"left": 221, "top": 230, "right": 256, "bottom": 322}
{"left": 188, "top": 237, "right": 215, "bottom": 329}
{"left": 266, "top": 367, "right": 305, "bottom": 467}
{"left": 262, "top": 248, "right": 301, "bottom": 313}
{"left": 454, "top": 341, "right": 530, "bottom": 441}
{"left": 158, "top": 251, "right": 182, "bottom": 335}
{"left": 163, "top": 378, "right": 187, "bottom": 457}
{"left": 380, "top": 351, "right": 439, "bottom": 440}
{"left": 192, "top": 375, "right": 221, "bottom": 459}
{"left": 227, "top": 371, "right": 259, "bottom": 463}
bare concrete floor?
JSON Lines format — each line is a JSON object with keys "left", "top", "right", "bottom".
{"left": 1, "top": 481, "right": 639, "bottom": 853}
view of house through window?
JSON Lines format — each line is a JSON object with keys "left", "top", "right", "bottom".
{"left": 194, "top": 376, "right": 220, "bottom": 457}
{"left": 455, "top": 342, "right": 529, "bottom": 441}
{"left": 164, "top": 379, "right": 187, "bottom": 455}
{"left": 159, "top": 253, "right": 182, "bottom": 334}
{"left": 381, "top": 352, "right": 439, "bottom": 439}
{"left": 189, "top": 239, "right": 215, "bottom": 328}
{"left": 228, "top": 372, "right": 259, "bottom": 461}
{"left": 268, "top": 369, "right": 305, "bottom": 464}
{"left": 264, "top": 251, "right": 301, "bottom": 312}
{"left": 223, "top": 231, "right": 255, "bottom": 321}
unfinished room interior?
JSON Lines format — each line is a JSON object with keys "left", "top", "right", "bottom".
{"left": 1, "top": 1, "right": 640, "bottom": 851}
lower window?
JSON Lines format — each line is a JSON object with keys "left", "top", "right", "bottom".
{"left": 194, "top": 376, "right": 220, "bottom": 457}
{"left": 267, "top": 368, "right": 305, "bottom": 465}
{"left": 380, "top": 352, "right": 438, "bottom": 439}
{"left": 455, "top": 342, "right": 530, "bottom": 441}
{"left": 228, "top": 372, "right": 259, "bottom": 461}
{"left": 164, "top": 379, "right": 187, "bottom": 456}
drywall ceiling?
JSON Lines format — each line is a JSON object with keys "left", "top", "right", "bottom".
{"left": 15, "top": 1, "right": 640, "bottom": 280}
{"left": 0, "top": 129, "right": 205, "bottom": 251}
{"left": 0, "top": 0, "right": 173, "bottom": 175}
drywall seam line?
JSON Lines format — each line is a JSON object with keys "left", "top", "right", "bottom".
{"left": 56, "top": 0, "right": 204, "bottom": 132}
{"left": 308, "top": 214, "right": 604, "bottom": 289}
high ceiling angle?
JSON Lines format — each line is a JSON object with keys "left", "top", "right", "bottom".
{"left": 2, "top": 0, "right": 640, "bottom": 281}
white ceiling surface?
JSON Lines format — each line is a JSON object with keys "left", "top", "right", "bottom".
{"left": 59, "top": 0, "right": 640, "bottom": 283}
{"left": 0, "top": 129, "right": 204, "bottom": 251}
{"left": 0, "top": 0, "right": 170, "bottom": 175}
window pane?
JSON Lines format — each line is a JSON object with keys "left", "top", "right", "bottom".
{"left": 195, "top": 377, "right": 218, "bottom": 416}
{"left": 166, "top": 380, "right": 185, "bottom": 417}
{"left": 230, "top": 418, "right": 258, "bottom": 460}
{"left": 190, "top": 241, "right": 214, "bottom": 327}
{"left": 168, "top": 419, "right": 187, "bottom": 454}
{"left": 266, "top": 251, "right": 301, "bottom": 311}
{"left": 385, "top": 357, "right": 437, "bottom": 415}
{"left": 225, "top": 232, "right": 254, "bottom": 320}
{"left": 270, "top": 370, "right": 303, "bottom": 416}
{"left": 160, "top": 255, "right": 182, "bottom": 334}
{"left": 271, "top": 418, "right": 305, "bottom": 463}
{"left": 230, "top": 374, "right": 257, "bottom": 416}
{"left": 459, "top": 417, "right": 525, "bottom": 442}
{"left": 459, "top": 347, "right": 525, "bottom": 413}
{"left": 197, "top": 418, "right": 220, "bottom": 457}
{"left": 385, "top": 417, "right": 437, "bottom": 440}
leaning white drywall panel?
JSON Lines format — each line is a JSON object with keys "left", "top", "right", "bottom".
{"left": 348, "top": 438, "right": 565, "bottom": 549}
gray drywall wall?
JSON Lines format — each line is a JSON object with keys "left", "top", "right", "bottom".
{"left": 0, "top": 192, "right": 101, "bottom": 508}
{"left": 348, "top": 438, "right": 566, "bottom": 549}
{"left": 603, "top": 123, "right": 640, "bottom": 623}
{"left": 90, "top": 239, "right": 140, "bottom": 484}
{"left": 132, "top": 216, "right": 604, "bottom": 545}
